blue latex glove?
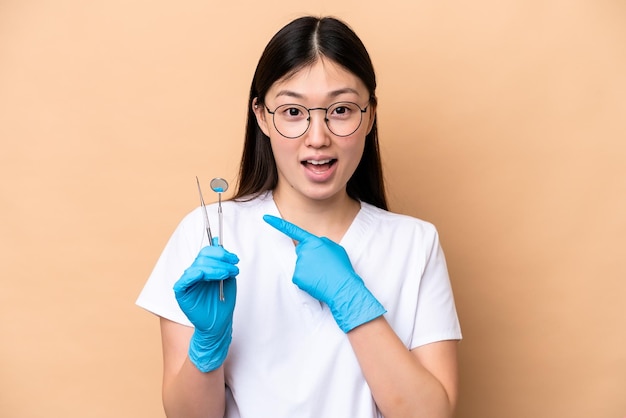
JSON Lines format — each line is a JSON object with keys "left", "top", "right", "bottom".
{"left": 263, "top": 215, "right": 386, "bottom": 333}
{"left": 173, "top": 239, "right": 239, "bottom": 372}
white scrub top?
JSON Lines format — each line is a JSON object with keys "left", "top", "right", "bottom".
{"left": 136, "top": 192, "right": 461, "bottom": 418}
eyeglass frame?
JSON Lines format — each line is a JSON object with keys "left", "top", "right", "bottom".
{"left": 263, "top": 101, "right": 370, "bottom": 139}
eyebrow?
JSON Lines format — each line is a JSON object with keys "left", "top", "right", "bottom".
{"left": 274, "top": 87, "right": 361, "bottom": 100}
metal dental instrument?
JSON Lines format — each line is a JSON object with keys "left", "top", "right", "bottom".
{"left": 195, "top": 176, "right": 224, "bottom": 302}
{"left": 210, "top": 178, "right": 229, "bottom": 248}
{"left": 196, "top": 176, "right": 214, "bottom": 244}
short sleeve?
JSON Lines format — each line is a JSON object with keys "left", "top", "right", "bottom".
{"left": 135, "top": 208, "right": 207, "bottom": 327}
{"left": 410, "top": 228, "right": 462, "bottom": 349}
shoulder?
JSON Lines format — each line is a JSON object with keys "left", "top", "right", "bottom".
{"left": 360, "top": 202, "right": 439, "bottom": 239}
{"left": 172, "top": 193, "right": 271, "bottom": 238}
{"left": 183, "top": 192, "right": 273, "bottom": 221}
{"left": 223, "top": 191, "right": 274, "bottom": 213}
{"left": 354, "top": 203, "right": 443, "bottom": 258}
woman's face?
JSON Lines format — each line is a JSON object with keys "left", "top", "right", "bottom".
{"left": 253, "top": 58, "right": 375, "bottom": 206}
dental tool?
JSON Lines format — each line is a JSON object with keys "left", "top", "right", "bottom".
{"left": 209, "top": 177, "right": 229, "bottom": 248}
{"left": 195, "top": 176, "right": 225, "bottom": 302}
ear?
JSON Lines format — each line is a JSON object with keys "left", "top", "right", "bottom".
{"left": 252, "top": 98, "right": 271, "bottom": 137}
{"left": 365, "top": 103, "right": 377, "bottom": 135}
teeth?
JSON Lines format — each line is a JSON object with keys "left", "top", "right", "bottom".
{"left": 306, "top": 159, "right": 332, "bottom": 165}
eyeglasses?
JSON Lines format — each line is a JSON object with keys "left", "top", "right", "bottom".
{"left": 264, "top": 102, "right": 369, "bottom": 139}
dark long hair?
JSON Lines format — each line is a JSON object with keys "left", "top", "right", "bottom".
{"left": 232, "top": 16, "right": 387, "bottom": 210}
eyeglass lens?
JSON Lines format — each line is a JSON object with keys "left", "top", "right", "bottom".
{"left": 271, "top": 102, "right": 365, "bottom": 139}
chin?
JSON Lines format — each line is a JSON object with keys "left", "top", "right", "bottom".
{"left": 301, "top": 186, "right": 347, "bottom": 202}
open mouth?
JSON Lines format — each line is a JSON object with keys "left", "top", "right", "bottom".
{"left": 302, "top": 159, "right": 337, "bottom": 172}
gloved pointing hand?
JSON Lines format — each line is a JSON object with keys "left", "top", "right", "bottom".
{"left": 173, "top": 238, "right": 239, "bottom": 372}
{"left": 263, "top": 215, "right": 386, "bottom": 333}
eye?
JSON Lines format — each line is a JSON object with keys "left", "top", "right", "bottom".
{"left": 277, "top": 105, "right": 307, "bottom": 120}
{"left": 329, "top": 103, "right": 357, "bottom": 119}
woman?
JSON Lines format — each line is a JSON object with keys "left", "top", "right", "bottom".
{"left": 137, "top": 16, "right": 461, "bottom": 418}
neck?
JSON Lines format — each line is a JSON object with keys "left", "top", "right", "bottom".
{"left": 272, "top": 188, "right": 360, "bottom": 242}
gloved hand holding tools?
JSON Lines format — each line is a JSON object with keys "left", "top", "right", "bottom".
{"left": 173, "top": 238, "right": 239, "bottom": 372}
{"left": 263, "top": 215, "right": 386, "bottom": 333}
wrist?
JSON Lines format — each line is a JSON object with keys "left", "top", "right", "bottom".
{"left": 330, "top": 278, "right": 386, "bottom": 333}
{"left": 188, "top": 327, "right": 232, "bottom": 373}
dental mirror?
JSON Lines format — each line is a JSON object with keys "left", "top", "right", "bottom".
{"left": 210, "top": 177, "right": 229, "bottom": 194}
{"left": 210, "top": 178, "right": 229, "bottom": 247}
{"left": 210, "top": 177, "right": 228, "bottom": 301}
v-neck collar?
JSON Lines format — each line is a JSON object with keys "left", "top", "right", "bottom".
{"left": 258, "top": 192, "right": 376, "bottom": 322}
{"left": 261, "top": 190, "right": 371, "bottom": 250}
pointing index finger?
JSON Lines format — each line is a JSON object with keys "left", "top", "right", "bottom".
{"left": 263, "top": 214, "right": 314, "bottom": 243}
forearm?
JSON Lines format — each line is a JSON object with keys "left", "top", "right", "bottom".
{"left": 162, "top": 357, "right": 226, "bottom": 418}
{"left": 348, "top": 317, "right": 455, "bottom": 418}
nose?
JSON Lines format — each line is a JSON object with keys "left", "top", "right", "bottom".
{"left": 304, "top": 109, "right": 331, "bottom": 148}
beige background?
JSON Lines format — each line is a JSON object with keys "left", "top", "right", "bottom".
{"left": 1, "top": 1, "right": 625, "bottom": 417}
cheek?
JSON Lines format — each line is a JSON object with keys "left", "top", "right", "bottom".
{"left": 346, "top": 140, "right": 367, "bottom": 168}
{"left": 269, "top": 138, "right": 298, "bottom": 170}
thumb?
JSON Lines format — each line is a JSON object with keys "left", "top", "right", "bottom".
{"left": 263, "top": 214, "right": 314, "bottom": 243}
